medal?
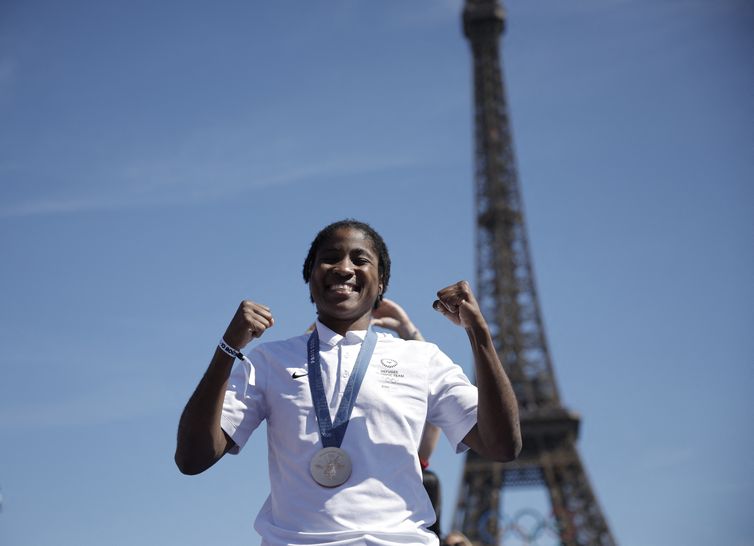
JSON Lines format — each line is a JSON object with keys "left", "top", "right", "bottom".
{"left": 310, "top": 446, "right": 352, "bottom": 487}
{"left": 307, "top": 326, "right": 377, "bottom": 488}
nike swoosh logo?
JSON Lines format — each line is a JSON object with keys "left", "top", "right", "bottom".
{"left": 291, "top": 370, "right": 308, "bottom": 379}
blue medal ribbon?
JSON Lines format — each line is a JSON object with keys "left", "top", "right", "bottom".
{"left": 307, "top": 326, "right": 377, "bottom": 448}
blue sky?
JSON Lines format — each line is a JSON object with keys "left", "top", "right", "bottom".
{"left": 0, "top": 1, "right": 752, "bottom": 545}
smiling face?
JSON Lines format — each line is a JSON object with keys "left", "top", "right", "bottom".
{"left": 308, "top": 227, "right": 384, "bottom": 335}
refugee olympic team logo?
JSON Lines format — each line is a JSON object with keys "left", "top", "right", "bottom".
{"left": 380, "top": 358, "right": 398, "bottom": 368}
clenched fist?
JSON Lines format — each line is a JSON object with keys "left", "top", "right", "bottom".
{"left": 223, "top": 300, "right": 274, "bottom": 350}
{"left": 432, "top": 280, "right": 486, "bottom": 331}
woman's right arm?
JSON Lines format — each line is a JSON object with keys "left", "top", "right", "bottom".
{"left": 174, "top": 300, "right": 274, "bottom": 475}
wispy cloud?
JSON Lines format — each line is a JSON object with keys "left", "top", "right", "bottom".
{"left": 0, "top": 110, "right": 423, "bottom": 219}
{"left": 0, "top": 381, "right": 171, "bottom": 429}
{"left": 0, "top": 197, "right": 118, "bottom": 217}
{"left": 0, "top": 152, "right": 419, "bottom": 219}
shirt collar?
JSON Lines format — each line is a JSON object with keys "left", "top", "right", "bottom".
{"left": 315, "top": 319, "right": 369, "bottom": 347}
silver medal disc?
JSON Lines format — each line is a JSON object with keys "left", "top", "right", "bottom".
{"left": 310, "top": 447, "right": 352, "bottom": 487}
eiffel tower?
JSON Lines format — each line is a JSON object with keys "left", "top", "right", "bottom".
{"left": 452, "top": 2, "right": 617, "bottom": 545}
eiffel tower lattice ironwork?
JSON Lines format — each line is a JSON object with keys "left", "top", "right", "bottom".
{"left": 452, "top": 2, "right": 616, "bottom": 545}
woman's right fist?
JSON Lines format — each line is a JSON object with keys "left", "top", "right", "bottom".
{"left": 223, "top": 300, "right": 274, "bottom": 350}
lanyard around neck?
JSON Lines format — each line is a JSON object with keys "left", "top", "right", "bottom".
{"left": 306, "top": 327, "right": 377, "bottom": 448}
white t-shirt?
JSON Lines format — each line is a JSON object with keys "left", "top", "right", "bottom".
{"left": 221, "top": 321, "right": 479, "bottom": 546}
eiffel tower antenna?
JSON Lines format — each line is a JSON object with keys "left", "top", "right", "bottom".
{"left": 454, "top": 1, "right": 617, "bottom": 544}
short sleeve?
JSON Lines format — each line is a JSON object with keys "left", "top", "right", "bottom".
{"left": 220, "top": 351, "right": 267, "bottom": 454}
{"left": 425, "top": 345, "right": 478, "bottom": 453}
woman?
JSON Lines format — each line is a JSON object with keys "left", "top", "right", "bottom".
{"left": 175, "top": 219, "right": 521, "bottom": 545}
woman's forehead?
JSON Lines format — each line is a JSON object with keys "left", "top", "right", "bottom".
{"left": 319, "top": 227, "right": 376, "bottom": 254}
